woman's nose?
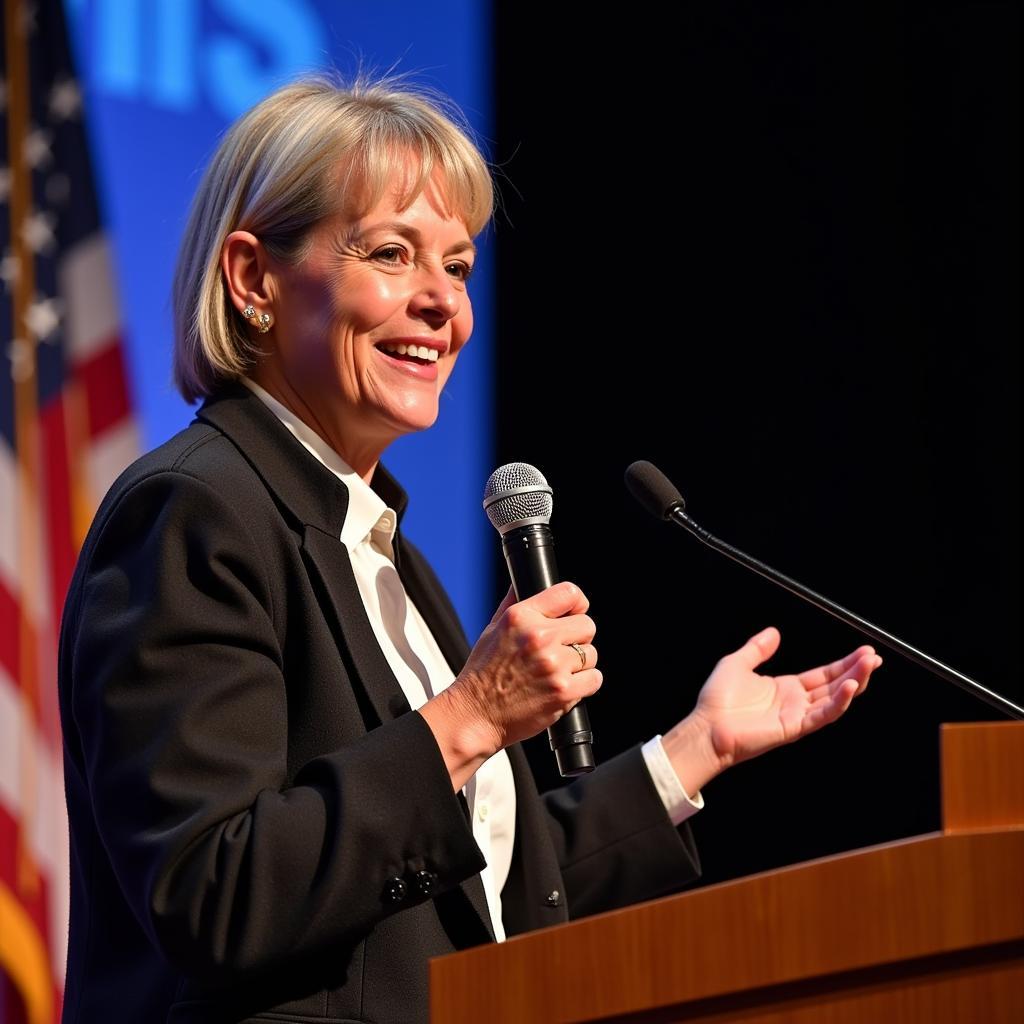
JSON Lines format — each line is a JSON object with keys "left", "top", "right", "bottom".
{"left": 409, "top": 263, "right": 461, "bottom": 321}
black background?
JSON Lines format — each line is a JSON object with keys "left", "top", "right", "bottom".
{"left": 491, "top": 1, "right": 1020, "bottom": 887}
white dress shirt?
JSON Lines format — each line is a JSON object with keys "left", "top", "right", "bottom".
{"left": 241, "top": 376, "right": 704, "bottom": 942}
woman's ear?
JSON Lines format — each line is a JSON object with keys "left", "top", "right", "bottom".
{"left": 221, "top": 231, "right": 275, "bottom": 317}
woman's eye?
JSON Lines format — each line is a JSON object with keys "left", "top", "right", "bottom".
{"left": 447, "top": 262, "right": 474, "bottom": 282}
{"left": 371, "top": 246, "right": 473, "bottom": 283}
{"left": 373, "top": 245, "right": 405, "bottom": 264}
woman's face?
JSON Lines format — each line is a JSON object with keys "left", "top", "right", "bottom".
{"left": 264, "top": 163, "right": 476, "bottom": 447}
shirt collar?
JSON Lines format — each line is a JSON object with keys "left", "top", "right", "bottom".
{"left": 240, "top": 376, "right": 397, "bottom": 552}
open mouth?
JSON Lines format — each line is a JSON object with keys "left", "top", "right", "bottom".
{"left": 375, "top": 342, "right": 439, "bottom": 366}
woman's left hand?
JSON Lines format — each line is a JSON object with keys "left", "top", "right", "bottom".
{"left": 662, "top": 627, "right": 881, "bottom": 795}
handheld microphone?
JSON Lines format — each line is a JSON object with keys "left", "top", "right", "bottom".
{"left": 624, "top": 459, "right": 1024, "bottom": 721}
{"left": 483, "top": 463, "right": 596, "bottom": 776}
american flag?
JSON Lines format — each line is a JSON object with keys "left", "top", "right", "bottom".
{"left": 1, "top": 1, "right": 139, "bottom": 1021}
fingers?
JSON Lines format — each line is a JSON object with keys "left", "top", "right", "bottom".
{"left": 729, "top": 626, "right": 782, "bottom": 670}
{"left": 502, "top": 582, "right": 597, "bottom": 650}
{"left": 798, "top": 645, "right": 876, "bottom": 690}
{"left": 550, "top": 612, "right": 597, "bottom": 647}
{"left": 517, "top": 580, "right": 590, "bottom": 618}
{"left": 542, "top": 656, "right": 604, "bottom": 723}
{"left": 803, "top": 651, "right": 882, "bottom": 702}
{"left": 574, "top": 666, "right": 604, "bottom": 700}
{"left": 852, "top": 653, "right": 882, "bottom": 696}
{"left": 802, "top": 677, "right": 860, "bottom": 733}
{"left": 563, "top": 640, "right": 598, "bottom": 674}
{"left": 462, "top": 580, "right": 604, "bottom": 751}
{"left": 849, "top": 653, "right": 883, "bottom": 696}
{"left": 489, "top": 583, "right": 518, "bottom": 622}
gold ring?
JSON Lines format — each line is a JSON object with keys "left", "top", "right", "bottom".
{"left": 569, "top": 642, "right": 586, "bottom": 670}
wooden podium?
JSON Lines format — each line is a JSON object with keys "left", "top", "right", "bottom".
{"left": 430, "top": 722, "right": 1024, "bottom": 1023}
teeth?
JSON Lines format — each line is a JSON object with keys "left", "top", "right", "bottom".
{"left": 379, "top": 342, "right": 439, "bottom": 362}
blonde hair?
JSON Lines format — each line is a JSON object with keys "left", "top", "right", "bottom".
{"left": 171, "top": 68, "right": 497, "bottom": 404}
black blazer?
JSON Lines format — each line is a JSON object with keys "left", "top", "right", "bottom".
{"left": 57, "top": 379, "right": 701, "bottom": 1024}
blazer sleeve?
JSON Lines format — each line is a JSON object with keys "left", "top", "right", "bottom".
{"left": 63, "top": 468, "right": 486, "bottom": 982}
{"left": 398, "top": 534, "right": 702, "bottom": 923}
{"left": 540, "top": 743, "right": 702, "bottom": 920}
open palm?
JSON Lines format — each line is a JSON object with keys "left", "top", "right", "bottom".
{"left": 693, "top": 627, "right": 882, "bottom": 768}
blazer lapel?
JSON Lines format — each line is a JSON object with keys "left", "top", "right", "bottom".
{"left": 196, "top": 381, "right": 496, "bottom": 944}
{"left": 196, "top": 382, "right": 404, "bottom": 727}
{"left": 395, "top": 545, "right": 471, "bottom": 681}
{"left": 301, "top": 525, "right": 413, "bottom": 727}
{"left": 386, "top": 532, "right": 497, "bottom": 943}
{"left": 301, "top": 528, "right": 497, "bottom": 945}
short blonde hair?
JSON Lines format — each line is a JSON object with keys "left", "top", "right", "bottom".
{"left": 171, "top": 68, "right": 496, "bottom": 404}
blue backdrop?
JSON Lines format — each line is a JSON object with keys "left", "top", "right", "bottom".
{"left": 63, "top": 0, "right": 495, "bottom": 641}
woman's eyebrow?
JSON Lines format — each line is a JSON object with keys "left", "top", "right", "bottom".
{"left": 355, "top": 220, "right": 477, "bottom": 257}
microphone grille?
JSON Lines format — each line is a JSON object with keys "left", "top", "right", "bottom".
{"left": 483, "top": 462, "right": 554, "bottom": 532}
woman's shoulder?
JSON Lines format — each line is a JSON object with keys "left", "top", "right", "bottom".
{"left": 98, "top": 417, "right": 264, "bottom": 513}
{"left": 79, "top": 416, "right": 286, "bottom": 573}
{"left": 63, "top": 417, "right": 288, "bottom": 625}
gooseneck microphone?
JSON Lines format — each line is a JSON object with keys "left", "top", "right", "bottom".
{"left": 624, "top": 459, "right": 1024, "bottom": 721}
{"left": 483, "top": 463, "right": 596, "bottom": 776}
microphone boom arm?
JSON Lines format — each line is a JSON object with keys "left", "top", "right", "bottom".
{"left": 668, "top": 506, "right": 1024, "bottom": 721}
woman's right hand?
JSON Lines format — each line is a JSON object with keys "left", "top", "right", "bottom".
{"left": 418, "top": 581, "right": 603, "bottom": 790}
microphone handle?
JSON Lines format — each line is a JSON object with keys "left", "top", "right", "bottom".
{"left": 668, "top": 506, "right": 1024, "bottom": 721}
{"left": 501, "top": 523, "right": 596, "bottom": 775}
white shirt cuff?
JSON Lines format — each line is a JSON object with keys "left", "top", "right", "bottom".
{"left": 641, "top": 734, "right": 705, "bottom": 826}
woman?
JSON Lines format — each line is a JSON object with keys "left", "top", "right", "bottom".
{"left": 57, "top": 71, "right": 881, "bottom": 1024}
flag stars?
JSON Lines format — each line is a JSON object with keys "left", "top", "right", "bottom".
{"left": 6, "top": 339, "right": 35, "bottom": 383}
{"left": 0, "top": 252, "right": 20, "bottom": 293}
{"left": 25, "top": 295, "right": 64, "bottom": 342}
{"left": 21, "top": 210, "right": 57, "bottom": 254}
{"left": 24, "top": 127, "right": 54, "bottom": 170}
{"left": 48, "top": 78, "right": 82, "bottom": 122}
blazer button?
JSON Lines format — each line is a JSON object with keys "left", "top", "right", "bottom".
{"left": 412, "top": 869, "right": 439, "bottom": 896}
{"left": 382, "top": 876, "right": 408, "bottom": 904}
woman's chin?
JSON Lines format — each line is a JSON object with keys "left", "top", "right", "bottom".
{"left": 380, "top": 402, "right": 440, "bottom": 437}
